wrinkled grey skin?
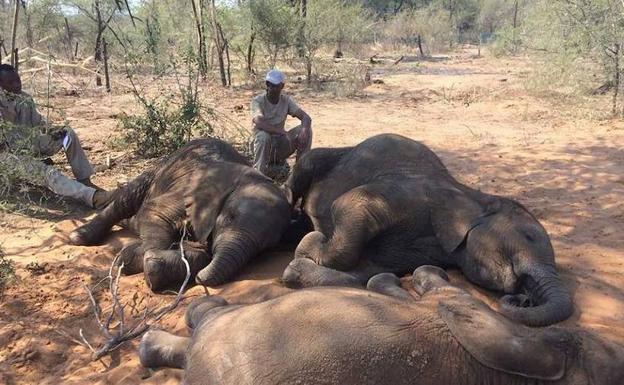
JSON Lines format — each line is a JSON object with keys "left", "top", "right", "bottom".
{"left": 139, "top": 266, "right": 624, "bottom": 385}
{"left": 281, "top": 133, "right": 572, "bottom": 327}
{"left": 69, "top": 138, "right": 291, "bottom": 291}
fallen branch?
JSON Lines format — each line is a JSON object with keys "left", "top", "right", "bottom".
{"left": 15, "top": 51, "right": 132, "bottom": 89}
{"left": 78, "top": 223, "right": 192, "bottom": 361}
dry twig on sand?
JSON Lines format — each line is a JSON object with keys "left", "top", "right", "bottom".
{"left": 78, "top": 223, "right": 192, "bottom": 361}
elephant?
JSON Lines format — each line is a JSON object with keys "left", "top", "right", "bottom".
{"left": 138, "top": 265, "right": 624, "bottom": 385}
{"left": 69, "top": 138, "right": 291, "bottom": 291}
{"left": 281, "top": 133, "right": 573, "bottom": 327}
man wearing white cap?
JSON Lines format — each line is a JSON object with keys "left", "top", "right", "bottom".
{"left": 249, "top": 69, "right": 312, "bottom": 175}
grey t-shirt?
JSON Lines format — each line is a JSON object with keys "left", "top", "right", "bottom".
{"left": 250, "top": 92, "right": 301, "bottom": 132}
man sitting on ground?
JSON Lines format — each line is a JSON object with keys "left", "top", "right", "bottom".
{"left": 0, "top": 64, "right": 112, "bottom": 209}
{"left": 249, "top": 69, "right": 312, "bottom": 176}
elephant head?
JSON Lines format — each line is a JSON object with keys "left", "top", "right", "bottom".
{"left": 194, "top": 180, "right": 291, "bottom": 287}
{"left": 432, "top": 187, "right": 573, "bottom": 327}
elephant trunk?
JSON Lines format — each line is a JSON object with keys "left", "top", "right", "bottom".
{"left": 500, "top": 263, "right": 573, "bottom": 327}
{"left": 195, "top": 231, "right": 256, "bottom": 287}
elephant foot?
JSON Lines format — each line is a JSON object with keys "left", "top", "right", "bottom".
{"left": 117, "top": 241, "right": 145, "bottom": 275}
{"left": 281, "top": 258, "right": 363, "bottom": 288}
{"left": 366, "top": 273, "right": 414, "bottom": 301}
{"left": 69, "top": 224, "right": 101, "bottom": 246}
{"left": 139, "top": 329, "right": 188, "bottom": 369}
{"left": 185, "top": 296, "right": 229, "bottom": 329}
{"left": 411, "top": 265, "right": 451, "bottom": 295}
{"left": 144, "top": 247, "right": 209, "bottom": 292}
{"left": 293, "top": 231, "right": 327, "bottom": 263}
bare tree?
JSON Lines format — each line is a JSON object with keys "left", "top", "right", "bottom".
{"left": 209, "top": 0, "right": 229, "bottom": 86}
{"left": 10, "top": 0, "right": 21, "bottom": 68}
{"left": 190, "top": 0, "right": 208, "bottom": 76}
{"left": 69, "top": 1, "right": 118, "bottom": 86}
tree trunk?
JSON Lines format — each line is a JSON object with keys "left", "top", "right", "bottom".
{"left": 94, "top": 0, "right": 103, "bottom": 86}
{"left": 10, "top": 0, "right": 19, "bottom": 68}
{"left": 190, "top": 0, "right": 207, "bottom": 76}
{"left": 209, "top": 0, "right": 227, "bottom": 87}
{"left": 297, "top": 0, "right": 307, "bottom": 58}
{"left": 417, "top": 35, "right": 424, "bottom": 57}
{"left": 225, "top": 39, "right": 231, "bottom": 86}
{"left": 306, "top": 58, "right": 312, "bottom": 84}
{"left": 246, "top": 32, "right": 255, "bottom": 74}
{"left": 613, "top": 44, "right": 620, "bottom": 116}
{"left": 64, "top": 17, "right": 74, "bottom": 61}
{"left": 103, "top": 37, "right": 111, "bottom": 92}
{"left": 12, "top": 48, "right": 18, "bottom": 72}
{"left": 448, "top": 0, "right": 454, "bottom": 48}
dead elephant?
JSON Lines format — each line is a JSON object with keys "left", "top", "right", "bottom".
{"left": 69, "top": 138, "right": 291, "bottom": 291}
{"left": 139, "top": 265, "right": 623, "bottom": 385}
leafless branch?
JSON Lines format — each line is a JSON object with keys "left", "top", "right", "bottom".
{"left": 77, "top": 223, "right": 192, "bottom": 361}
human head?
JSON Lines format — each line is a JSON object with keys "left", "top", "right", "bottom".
{"left": 0, "top": 64, "right": 21, "bottom": 94}
{"left": 265, "top": 69, "right": 284, "bottom": 99}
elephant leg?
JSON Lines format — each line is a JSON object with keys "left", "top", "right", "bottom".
{"left": 366, "top": 273, "right": 414, "bottom": 301}
{"left": 411, "top": 265, "right": 453, "bottom": 296}
{"left": 184, "top": 296, "right": 229, "bottom": 329}
{"left": 139, "top": 330, "right": 188, "bottom": 369}
{"left": 282, "top": 258, "right": 386, "bottom": 288}
{"left": 139, "top": 199, "right": 210, "bottom": 292}
{"left": 295, "top": 183, "right": 405, "bottom": 271}
{"left": 286, "top": 146, "right": 353, "bottom": 206}
{"left": 117, "top": 240, "right": 145, "bottom": 275}
{"left": 69, "top": 168, "right": 157, "bottom": 245}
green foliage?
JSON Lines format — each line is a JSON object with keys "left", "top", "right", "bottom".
{"left": 0, "top": 246, "right": 15, "bottom": 297}
{"left": 299, "top": 0, "right": 372, "bottom": 79}
{"left": 120, "top": 53, "right": 214, "bottom": 158}
{"left": 518, "top": 0, "right": 624, "bottom": 113}
{"left": 0, "top": 120, "right": 47, "bottom": 197}
{"left": 250, "top": 0, "right": 298, "bottom": 65}
{"left": 384, "top": 7, "right": 453, "bottom": 53}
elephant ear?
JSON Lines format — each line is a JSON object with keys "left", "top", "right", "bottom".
{"left": 430, "top": 187, "right": 485, "bottom": 253}
{"left": 438, "top": 295, "right": 568, "bottom": 380}
{"left": 185, "top": 184, "right": 236, "bottom": 243}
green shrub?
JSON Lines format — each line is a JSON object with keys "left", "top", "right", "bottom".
{"left": 119, "top": 55, "right": 215, "bottom": 158}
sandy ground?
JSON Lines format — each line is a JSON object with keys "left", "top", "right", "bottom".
{"left": 1, "top": 47, "right": 623, "bottom": 384}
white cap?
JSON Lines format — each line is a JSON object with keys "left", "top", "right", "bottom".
{"left": 265, "top": 69, "right": 285, "bottom": 85}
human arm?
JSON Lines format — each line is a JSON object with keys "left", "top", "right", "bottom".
{"left": 250, "top": 96, "right": 287, "bottom": 135}
{"left": 252, "top": 115, "right": 287, "bottom": 134}
{"left": 291, "top": 108, "right": 312, "bottom": 146}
